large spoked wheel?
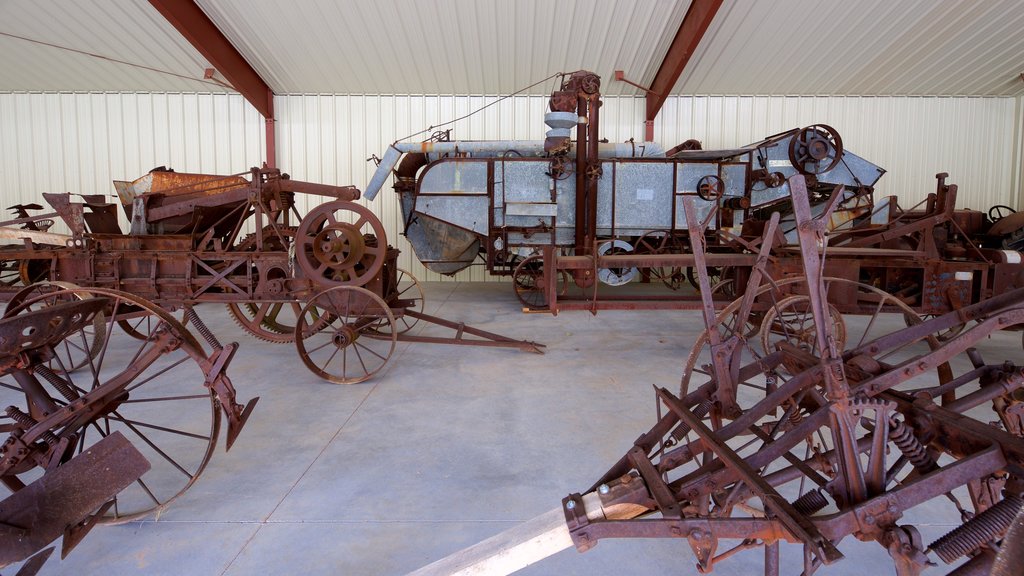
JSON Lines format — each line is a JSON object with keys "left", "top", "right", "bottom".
{"left": 227, "top": 301, "right": 308, "bottom": 343}
{"left": 0, "top": 288, "right": 220, "bottom": 524}
{"left": 634, "top": 230, "right": 687, "bottom": 290}
{"left": 512, "top": 255, "right": 567, "bottom": 310}
{"left": 376, "top": 268, "right": 425, "bottom": 335}
{"left": 4, "top": 281, "right": 106, "bottom": 372}
{"left": 681, "top": 277, "right": 941, "bottom": 399}
{"left": 295, "top": 201, "right": 387, "bottom": 287}
{"left": 294, "top": 286, "right": 397, "bottom": 384}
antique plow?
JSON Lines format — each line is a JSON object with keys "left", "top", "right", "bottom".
{"left": 410, "top": 176, "right": 1024, "bottom": 575}
{"left": 0, "top": 288, "right": 257, "bottom": 570}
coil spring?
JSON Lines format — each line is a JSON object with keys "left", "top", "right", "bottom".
{"left": 671, "top": 400, "right": 713, "bottom": 441}
{"left": 183, "top": 307, "right": 222, "bottom": 350}
{"left": 786, "top": 400, "right": 804, "bottom": 427}
{"left": 34, "top": 365, "right": 80, "bottom": 402}
{"left": 929, "top": 495, "right": 1023, "bottom": 564}
{"left": 5, "top": 406, "right": 60, "bottom": 445}
{"left": 791, "top": 490, "right": 829, "bottom": 516}
{"left": 889, "top": 416, "right": 935, "bottom": 472}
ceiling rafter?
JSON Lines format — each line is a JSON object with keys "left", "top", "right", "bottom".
{"left": 148, "top": 0, "right": 273, "bottom": 119}
{"left": 645, "top": 0, "right": 724, "bottom": 123}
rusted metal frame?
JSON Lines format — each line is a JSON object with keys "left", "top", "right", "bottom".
{"left": 843, "top": 286, "right": 1024, "bottom": 362}
{"left": 574, "top": 92, "right": 588, "bottom": 257}
{"left": 627, "top": 446, "right": 681, "bottom": 518}
{"left": 816, "top": 444, "right": 1007, "bottom": 541}
{"left": 589, "top": 383, "right": 717, "bottom": 491}
{"left": 658, "top": 387, "right": 843, "bottom": 564}
{"left": 644, "top": 0, "right": 724, "bottom": 138}
{"left": 0, "top": 431, "right": 149, "bottom": 567}
{"left": 0, "top": 212, "right": 60, "bottom": 228}
{"left": 572, "top": 516, "right": 792, "bottom": 546}
{"left": 885, "top": 390, "right": 1024, "bottom": 467}
{"left": 147, "top": 0, "right": 272, "bottom": 119}
{"left": 398, "top": 309, "right": 543, "bottom": 353}
{"left": 663, "top": 379, "right": 831, "bottom": 485}
{"left": 189, "top": 254, "right": 250, "bottom": 297}
{"left": 944, "top": 370, "right": 1024, "bottom": 414}
{"left": 275, "top": 179, "right": 361, "bottom": 200}
{"left": 682, "top": 196, "right": 738, "bottom": 416}
{"left": 857, "top": 310, "right": 1024, "bottom": 397}
{"left": 0, "top": 333, "right": 173, "bottom": 476}
{"left": 146, "top": 187, "right": 251, "bottom": 222}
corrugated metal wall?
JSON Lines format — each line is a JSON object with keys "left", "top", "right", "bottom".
{"left": 0, "top": 92, "right": 1017, "bottom": 282}
{"left": 0, "top": 92, "right": 265, "bottom": 222}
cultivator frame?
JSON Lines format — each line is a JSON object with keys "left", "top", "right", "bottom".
{"left": 410, "top": 176, "right": 1024, "bottom": 576}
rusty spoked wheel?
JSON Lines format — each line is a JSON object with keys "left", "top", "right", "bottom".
{"left": 512, "top": 255, "right": 567, "bottom": 310}
{"left": 295, "top": 201, "right": 387, "bottom": 287}
{"left": 759, "top": 294, "right": 847, "bottom": 357}
{"left": 0, "top": 288, "right": 220, "bottom": 523}
{"left": 681, "top": 277, "right": 942, "bottom": 398}
{"left": 4, "top": 281, "right": 106, "bottom": 372}
{"left": 634, "top": 230, "right": 687, "bottom": 290}
{"left": 294, "top": 286, "right": 397, "bottom": 384}
{"left": 227, "top": 301, "right": 308, "bottom": 343}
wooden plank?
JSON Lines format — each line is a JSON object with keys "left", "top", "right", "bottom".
{"left": 408, "top": 492, "right": 647, "bottom": 576}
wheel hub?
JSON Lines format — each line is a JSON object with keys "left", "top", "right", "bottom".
{"left": 312, "top": 224, "right": 364, "bottom": 269}
{"left": 332, "top": 325, "right": 358, "bottom": 348}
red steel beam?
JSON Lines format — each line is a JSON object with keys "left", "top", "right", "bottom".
{"left": 149, "top": 0, "right": 275, "bottom": 166}
{"left": 644, "top": 0, "right": 723, "bottom": 139}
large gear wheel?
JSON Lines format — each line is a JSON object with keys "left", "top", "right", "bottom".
{"left": 295, "top": 201, "right": 387, "bottom": 288}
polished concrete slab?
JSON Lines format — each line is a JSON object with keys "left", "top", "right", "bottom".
{"left": 8, "top": 281, "right": 1021, "bottom": 575}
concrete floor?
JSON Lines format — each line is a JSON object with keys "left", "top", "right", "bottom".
{"left": 7, "top": 281, "right": 1023, "bottom": 575}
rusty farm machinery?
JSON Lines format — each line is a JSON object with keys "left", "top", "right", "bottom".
{"left": 365, "top": 71, "right": 1024, "bottom": 325}
{"left": 0, "top": 167, "right": 541, "bottom": 386}
{"left": 410, "top": 175, "right": 1024, "bottom": 576}
{"left": 0, "top": 284, "right": 258, "bottom": 570}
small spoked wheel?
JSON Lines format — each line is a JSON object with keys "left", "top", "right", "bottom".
{"left": 759, "top": 294, "right": 846, "bottom": 357}
{"left": 0, "top": 288, "right": 220, "bottom": 524}
{"left": 294, "top": 286, "right": 397, "bottom": 384}
{"left": 512, "top": 255, "right": 567, "bottom": 310}
{"left": 634, "top": 230, "right": 687, "bottom": 290}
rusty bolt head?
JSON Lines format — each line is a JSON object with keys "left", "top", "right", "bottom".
{"left": 670, "top": 526, "right": 682, "bottom": 536}
{"left": 888, "top": 505, "right": 899, "bottom": 514}
{"left": 864, "top": 514, "right": 875, "bottom": 525}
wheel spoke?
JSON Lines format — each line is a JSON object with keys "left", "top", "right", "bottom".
{"left": 110, "top": 411, "right": 196, "bottom": 479}
{"left": 124, "top": 356, "right": 191, "bottom": 394}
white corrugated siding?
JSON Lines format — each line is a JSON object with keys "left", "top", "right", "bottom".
{"left": 0, "top": 92, "right": 265, "bottom": 233}
{"left": 0, "top": 92, "right": 1016, "bottom": 283}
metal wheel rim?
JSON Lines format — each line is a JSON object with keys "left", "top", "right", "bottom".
{"left": 294, "top": 286, "right": 397, "bottom": 384}
{"left": 1, "top": 287, "right": 220, "bottom": 524}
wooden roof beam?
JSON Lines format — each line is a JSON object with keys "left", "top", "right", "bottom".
{"left": 645, "top": 0, "right": 723, "bottom": 139}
